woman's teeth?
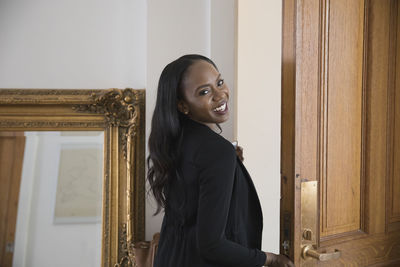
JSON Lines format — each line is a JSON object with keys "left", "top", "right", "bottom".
{"left": 213, "top": 102, "right": 227, "bottom": 112}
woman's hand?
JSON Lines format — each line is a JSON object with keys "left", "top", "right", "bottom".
{"left": 235, "top": 144, "right": 244, "bottom": 162}
{"left": 265, "top": 252, "right": 294, "bottom": 267}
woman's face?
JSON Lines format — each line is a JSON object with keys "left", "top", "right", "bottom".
{"left": 178, "top": 60, "right": 229, "bottom": 127}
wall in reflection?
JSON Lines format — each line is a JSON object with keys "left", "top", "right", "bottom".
{"left": 11, "top": 132, "right": 103, "bottom": 267}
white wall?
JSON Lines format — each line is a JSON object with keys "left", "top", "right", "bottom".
{"left": 13, "top": 134, "right": 39, "bottom": 267}
{"left": 0, "top": 0, "right": 146, "bottom": 88}
{"left": 211, "top": 0, "right": 236, "bottom": 142}
{"left": 236, "top": 0, "right": 282, "bottom": 253}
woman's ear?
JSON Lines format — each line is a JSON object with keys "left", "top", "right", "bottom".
{"left": 177, "top": 100, "right": 189, "bottom": 114}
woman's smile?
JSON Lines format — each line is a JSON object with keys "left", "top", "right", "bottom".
{"left": 213, "top": 101, "right": 228, "bottom": 114}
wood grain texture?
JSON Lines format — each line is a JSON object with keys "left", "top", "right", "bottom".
{"left": 318, "top": 231, "right": 400, "bottom": 267}
{"left": 394, "top": 0, "right": 400, "bottom": 220}
{"left": 0, "top": 135, "right": 25, "bottom": 266}
{"left": 0, "top": 137, "right": 15, "bottom": 265}
{"left": 281, "top": 0, "right": 400, "bottom": 265}
{"left": 364, "top": 0, "right": 391, "bottom": 236}
{"left": 296, "top": 0, "right": 320, "bottom": 185}
{"left": 320, "top": 0, "right": 364, "bottom": 237}
{"left": 281, "top": 0, "right": 296, "bottom": 260}
{"left": 388, "top": 0, "right": 400, "bottom": 226}
{"left": 296, "top": 0, "right": 321, "bottom": 265}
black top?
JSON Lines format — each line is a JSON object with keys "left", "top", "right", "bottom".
{"left": 153, "top": 117, "right": 266, "bottom": 267}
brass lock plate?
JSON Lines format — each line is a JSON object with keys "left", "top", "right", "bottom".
{"left": 301, "top": 181, "right": 317, "bottom": 245}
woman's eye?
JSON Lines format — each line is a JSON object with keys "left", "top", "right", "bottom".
{"left": 217, "top": 79, "right": 224, "bottom": 87}
{"left": 199, "top": 89, "right": 209, "bottom": 95}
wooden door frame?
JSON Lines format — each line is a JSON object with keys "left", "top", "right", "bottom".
{"left": 281, "top": 0, "right": 302, "bottom": 264}
{"left": 280, "top": 0, "right": 297, "bottom": 263}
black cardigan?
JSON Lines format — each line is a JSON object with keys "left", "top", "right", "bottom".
{"left": 153, "top": 117, "right": 266, "bottom": 267}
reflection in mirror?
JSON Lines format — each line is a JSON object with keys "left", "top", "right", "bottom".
{"left": 0, "top": 131, "right": 103, "bottom": 267}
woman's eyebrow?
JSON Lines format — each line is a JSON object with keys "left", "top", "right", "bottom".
{"left": 195, "top": 74, "right": 222, "bottom": 92}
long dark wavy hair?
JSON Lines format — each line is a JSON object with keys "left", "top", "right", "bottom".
{"left": 147, "top": 54, "right": 222, "bottom": 215}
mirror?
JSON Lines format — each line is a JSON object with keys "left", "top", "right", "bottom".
{"left": 0, "top": 89, "right": 145, "bottom": 267}
{"left": 1, "top": 131, "right": 103, "bottom": 267}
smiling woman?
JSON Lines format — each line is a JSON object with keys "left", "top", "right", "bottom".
{"left": 147, "top": 55, "right": 293, "bottom": 267}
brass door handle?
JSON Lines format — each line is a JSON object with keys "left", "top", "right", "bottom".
{"left": 302, "top": 245, "right": 341, "bottom": 261}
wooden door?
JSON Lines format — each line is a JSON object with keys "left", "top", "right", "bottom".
{"left": 0, "top": 133, "right": 25, "bottom": 266}
{"left": 281, "top": 0, "right": 400, "bottom": 266}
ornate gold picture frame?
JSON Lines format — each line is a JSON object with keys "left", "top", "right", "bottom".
{"left": 0, "top": 88, "right": 145, "bottom": 266}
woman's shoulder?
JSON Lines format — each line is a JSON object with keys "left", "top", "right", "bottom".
{"left": 181, "top": 118, "right": 235, "bottom": 158}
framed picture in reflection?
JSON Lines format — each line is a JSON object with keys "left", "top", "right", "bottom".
{"left": 53, "top": 132, "right": 103, "bottom": 224}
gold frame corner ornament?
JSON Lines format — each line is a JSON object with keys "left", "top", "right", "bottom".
{"left": 0, "top": 88, "right": 146, "bottom": 267}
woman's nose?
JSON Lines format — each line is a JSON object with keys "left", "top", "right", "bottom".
{"left": 213, "top": 87, "right": 227, "bottom": 101}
